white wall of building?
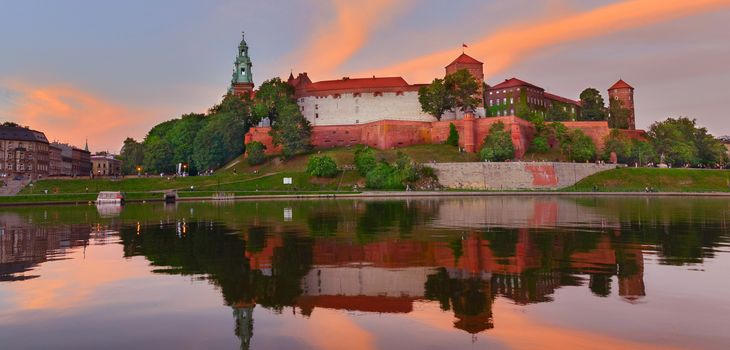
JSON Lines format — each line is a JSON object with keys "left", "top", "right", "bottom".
{"left": 298, "top": 91, "right": 435, "bottom": 125}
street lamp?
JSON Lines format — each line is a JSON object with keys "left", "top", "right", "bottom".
{"left": 136, "top": 166, "right": 142, "bottom": 177}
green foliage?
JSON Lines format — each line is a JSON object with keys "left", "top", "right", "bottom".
{"left": 445, "top": 69, "right": 480, "bottom": 113}
{"left": 192, "top": 111, "right": 248, "bottom": 171}
{"left": 530, "top": 136, "right": 549, "bottom": 153}
{"left": 445, "top": 123, "right": 459, "bottom": 146}
{"left": 648, "top": 117, "right": 726, "bottom": 166}
{"left": 252, "top": 78, "right": 295, "bottom": 125}
{"left": 561, "top": 129, "right": 596, "bottom": 162}
{"left": 246, "top": 141, "right": 266, "bottom": 166}
{"left": 354, "top": 147, "right": 378, "bottom": 176}
{"left": 602, "top": 129, "right": 632, "bottom": 163}
{"left": 579, "top": 88, "right": 607, "bottom": 121}
{"left": 166, "top": 113, "right": 207, "bottom": 172}
{"left": 365, "top": 162, "right": 403, "bottom": 189}
{"left": 631, "top": 139, "right": 657, "bottom": 166}
{"left": 2, "top": 121, "right": 21, "bottom": 127}
{"left": 119, "top": 137, "right": 145, "bottom": 175}
{"left": 479, "top": 122, "right": 515, "bottom": 161}
{"left": 306, "top": 155, "right": 339, "bottom": 178}
{"left": 142, "top": 136, "right": 174, "bottom": 173}
{"left": 418, "top": 78, "right": 452, "bottom": 120}
{"left": 608, "top": 98, "right": 631, "bottom": 129}
{"left": 546, "top": 102, "right": 573, "bottom": 122}
{"left": 270, "top": 102, "right": 312, "bottom": 159}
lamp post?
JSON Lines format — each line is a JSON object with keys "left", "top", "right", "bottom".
{"left": 136, "top": 166, "right": 142, "bottom": 177}
{"left": 183, "top": 163, "right": 188, "bottom": 176}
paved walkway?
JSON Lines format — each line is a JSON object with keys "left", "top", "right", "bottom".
{"left": 0, "top": 179, "right": 30, "bottom": 196}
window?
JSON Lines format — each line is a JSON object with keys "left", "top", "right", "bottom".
{"left": 333, "top": 93, "right": 341, "bottom": 99}
{"left": 315, "top": 113, "right": 319, "bottom": 119}
{"left": 503, "top": 98, "right": 507, "bottom": 104}
{"left": 374, "top": 92, "right": 383, "bottom": 97}
{"left": 396, "top": 91, "right": 404, "bottom": 96}
{"left": 354, "top": 92, "right": 361, "bottom": 97}
{"left": 315, "top": 104, "right": 318, "bottom": 110}
{"left": 510, "top": 97, "right": 514, "bottom": 104}
{"left": 489, "top": 91, "right": 492, "bottom": 95}
{"left": 355, "top": 105, "right": 359, "bottom": 113}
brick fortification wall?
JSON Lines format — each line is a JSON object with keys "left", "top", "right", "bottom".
{"left": 244, "top": 117, "right": 612, "bottom": 159}
{"left": 429, "top": 162, "right": 619, "bottom": 190}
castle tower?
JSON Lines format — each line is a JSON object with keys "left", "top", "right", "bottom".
{"left": 230, "top": 32, "right": 254, "bottom": 96}
{"left": 446, "top": 53, "right": 485, "bottom": 117}
{"left": 608, "top": 79, "right": 635, "bottom": 130}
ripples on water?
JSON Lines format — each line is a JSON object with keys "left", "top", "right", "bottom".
{"left": 1, "top": 196, "right": 729, "bottom": 349}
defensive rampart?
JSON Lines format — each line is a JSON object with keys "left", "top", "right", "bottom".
{"left": 429, "top": 162, "right": 619, "bottom": 190}
{"left": 243, "top": 116, "right": 612, "bottom": 159}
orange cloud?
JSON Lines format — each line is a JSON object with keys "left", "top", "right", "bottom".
{"left": 365, "top": 0, "right": 730, "bottom": 82}
{"left": 288, "top": 0, "right": 413, "bottom": 78}
{"left": 0, "top": 80, "right": 155, "bottom": 153}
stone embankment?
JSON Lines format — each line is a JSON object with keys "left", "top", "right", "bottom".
{"left": 428, "top": 162, "right": 619, "bottom": 190}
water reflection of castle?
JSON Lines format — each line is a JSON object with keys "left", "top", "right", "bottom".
{"left": 246, "top": 229, "right": 645, "bottom": 334}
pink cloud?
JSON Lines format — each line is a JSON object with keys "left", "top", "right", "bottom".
{"left": 0, "top": 80, "right": 158, "bottom": 153}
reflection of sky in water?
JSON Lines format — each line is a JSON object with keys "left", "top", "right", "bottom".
{"left": 0, "top": 197, "right": 729, "bottom": 349}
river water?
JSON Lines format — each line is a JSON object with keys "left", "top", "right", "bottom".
{"left": 1, "top": 196, "right": 729, "bottom": 349}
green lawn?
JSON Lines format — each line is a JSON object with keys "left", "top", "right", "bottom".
{"left": 570, "top": 167, "right": 730, "bottom": 192}
{"left": 9, "top": 144, "right": 471, "bottom": 203}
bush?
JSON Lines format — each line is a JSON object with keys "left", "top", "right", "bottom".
{"left": 445, "top": 123, "right": 459, "bottom": 146}
{"left": 530, "top": 136, "right": 549, "bottom": 153}
{"left": 306, "top": 155, "right": 339, "bottom": 178}
{"left": 365, "top": 162, "right": 403, "bottom": 189}
{"left": 354, "top": 146, "right": 377, "bottom": 176}
{"left": 562, "top": 130, "right": 596, "bottom": 162}
{"left": 246, "top": 141, "right": 267, "bottom": 166}
{"left": 479, "top": 122, "right": 515, "bottom": 161}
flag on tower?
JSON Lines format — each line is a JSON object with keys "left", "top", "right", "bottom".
{"left": 462, "top": 43, "right": 468, "bottom": 48}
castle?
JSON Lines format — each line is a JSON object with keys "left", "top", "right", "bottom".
{"left": 232, "top": 33, "right": 637, "bottom": 156}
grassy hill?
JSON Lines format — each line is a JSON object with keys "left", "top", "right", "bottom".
{"left": 10, "top": 144, "right": 471, "bottom": 201}
{"left": 570, "top": 167, "right": 730, "bottom": 192}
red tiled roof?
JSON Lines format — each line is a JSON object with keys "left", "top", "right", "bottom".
{"left": 304, "top": 76, "right": 411, "bottom": 92}
{"left": 489, "top": 78, "right": 543, "bottom": 91}
{"left": 447, "top": 53, "right": 483, "bottom": 66}
{"left": 544, "top": 92, "right": 580, "bottom": 106}
{"left": 609, "top": 79, "right": 633, "bottom": 90}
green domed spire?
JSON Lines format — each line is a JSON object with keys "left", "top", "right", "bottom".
{"left": 231, "top": 31, "right": 253, "bottom": 88}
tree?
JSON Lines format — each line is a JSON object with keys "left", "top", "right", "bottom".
{"left": 418, "top": 78, "right": 452, "bottom": 120}
{"left": 602, "top": 129, "right": 633, "bottom": 163}
{"left": 445, "top": 123, "right": 459, "bottom": 146}
{"left": 142, "top": 136, "right": 174, "bottom": 173}
{"left": 608, "top": 98, "right": 631, "bottom": 129}
{"left": 192, "top": 119, "right": 227, "bottom": 171}
{"left": 307, "top": 155, "right": 339, "bottom": 178}
{"left": 530, "top": 136, "right": 549, "bottom": 153}
{"left": 444, "top": 69, "right": 480, "bottom": 113}
{"left": 246, "top": 141, "right": 267, "bottom": 166}
{"left": 479, "top": 122, "right": 515, "bottom": 161}
{"left": 561, "top": 129, "right": 596, "bottom": 162}
{"left": 648, "top": 117, "right": 727, "bottom": 167}
{"left": 2, "top": 121, "right": 20, "bottom": 127}
{"left": 165, "top": 113, "right": 207, "bottom": 173}
{"left": 119, "top": 137, "right": 145, "bottom": 175}
{"left": 354, "top": 147, "right": 377, "bottom": 176}
{"left": 579, "top": 88, "right": 607, "bottom": 121}
{"left": 210, "top": 93, "right": 258, "bottom": 129}
{"left": 270, "top": 103, "right": 312, "bottom": 159}
{"left": 252, "top": 78, "right": 295, "bottom": 125}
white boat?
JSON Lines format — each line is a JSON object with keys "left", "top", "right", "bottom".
{"left": 96, "top": 191, "right": 125, "bottom": 205}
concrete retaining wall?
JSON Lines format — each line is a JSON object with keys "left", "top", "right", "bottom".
{"left": 429, "top": 162, "right": 619, "bottom": 190}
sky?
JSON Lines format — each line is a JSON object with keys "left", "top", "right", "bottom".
{"left": 1, "top": 0, "right": 729, "bottom": 153}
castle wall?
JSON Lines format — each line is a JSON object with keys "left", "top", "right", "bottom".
{"left": 300, "top": 91, "right": 434, "bottom": 126}
{"left": 562, "top": 121, "right": 612, "bottom": 151}
{"left": 429, "top": 162, "right": 618, "bottom": 190}
{"left": 244, "top": 118, "right": 610, "bottom": 160}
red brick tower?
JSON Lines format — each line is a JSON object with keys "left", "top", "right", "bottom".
{"left": 446, "top": 53, "right": 485, "bottom": 116}
{"left": 608, "top": 79, "right": 635, "bottom": 130}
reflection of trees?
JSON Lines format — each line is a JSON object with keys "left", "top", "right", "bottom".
{"left": 425, "top": 268, "right": 494, "bottom": 334}
{"left": 355, "top": 200, "right": 438, "bottom": 241}
{"left": 118, "top": 221, "right": 313, "bottom": 350}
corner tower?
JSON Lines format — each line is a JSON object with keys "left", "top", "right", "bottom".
{"left": 608, "top": 79, "right": 635, "bottom": 130}
{"left": 230, "top": 32, "right": 254, "bottom": 96}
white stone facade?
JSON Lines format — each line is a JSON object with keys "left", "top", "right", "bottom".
{"left": 297, "top": 91, "right": 435, "bottom": 126}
